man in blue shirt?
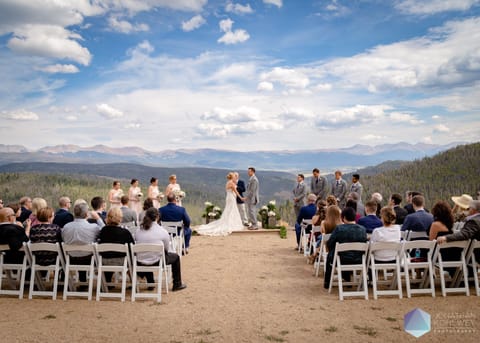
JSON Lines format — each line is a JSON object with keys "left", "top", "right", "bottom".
{"left": 402, "top": 195, "right": 433, "bottom": 232}
{"left": 358, "top": 200, "right": 383, "bottom": 234}
{"left": 295, "top": 193, "right": 317, "bottom": 247}
{"left": 159, "top": 193, "right": 192, "bottom": 254}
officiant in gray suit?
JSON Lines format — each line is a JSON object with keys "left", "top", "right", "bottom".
{"left": 244, "top": 167, "right": 259, "bottom": 230}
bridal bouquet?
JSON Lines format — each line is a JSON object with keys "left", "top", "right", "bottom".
{"left": 137, "top": 192, "right": 143, "bottom": 198}
{"left": 157, "top": 192, "right": 165, "bottom": 200}
{"left": 173, "top": 189, "right": 186, "bottom": 199}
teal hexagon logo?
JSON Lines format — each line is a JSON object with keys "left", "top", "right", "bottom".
{"left": 404, "top": 308, "right": 431, "bottom": 338}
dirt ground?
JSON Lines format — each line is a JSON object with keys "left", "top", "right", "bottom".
{"left": 0, "top": 228, "right": 478, "bottom": 343}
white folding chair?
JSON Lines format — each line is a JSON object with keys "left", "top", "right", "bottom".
{"left": 95, "top": 243, "right": 131, "bottom": 302}
{"left": 466, "top": 239, "right": 480, "bottom": 296}
{"left": 452, "top": 222, "right": 465, "bottom": 233}
{"left": 328, "top": 242, "right": 369, "bottom": 300}
{"left": 299, "top": 219, "right": 312, "bottom": 255}
{"left": 314, "top": 233, "right": 331, "bottom": 277}
{"left": 367, "top": 242, "right": 403, "bottom": 299}
{"left": 161, "top": 221, "right": 184, "bottom": 256}
{"left": 122, "top": 221, "right": 138, "bottom": 237}
{"left": 26, "top": 242, "right": 63, "bottom": 300}
{"left": 62, "top": 243, "right": 96, "bottom": 300}
{"left": 130, "top": 243, "right": 165, "bottom": 302}
{"left": 307, "top": 225, "right": 321, "bottom": 262}
{"left": 406, "top": 230, "right": 429, "bottom": 241}
{"left": 0, "top": 243, "right": 29, "bottom": 299}
{"left": 402, "top": 240, "right": 436, "bottom": 298}
{"left": 433, "top": 240, "right": 470, "bottom": 296}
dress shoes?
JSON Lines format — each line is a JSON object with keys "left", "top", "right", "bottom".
{"left": 247, "top": 226, "right": 259, "bottom": 230}
{"left": 172, "top": 283, "right": 187, "bottom": 292}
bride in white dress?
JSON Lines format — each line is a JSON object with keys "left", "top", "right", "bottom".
{"left": 196, "top": 172, "right": 244, "bottom": 236}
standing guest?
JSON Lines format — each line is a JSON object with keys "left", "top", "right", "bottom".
{"left": 324, "top": 207, "right": 368, "bottom": 289}
{"left": 108, "top": 181, "right": 123, "bottom": 209}
{"left": 29, "top": 197, "right": 48, "bottom": 227}
{"left": 53, "top": 196, "right": 73, "bottom": 228}
{"left": 128, "top": 179, "right": 143, "bottom": 216}
{"left": 310, "top": 168, "right": 328, "bottom": 201}
{"left": 348, "top": 192, "right": 365, "bottom": 217}
{"left": 148, "top": 177, "right": 162, "bottom": 208}
{"left": 29, "top": 207, "right": 62, "bottom": 266}
{"left": 97, "top": 207, "right": 135, "bottom": 283}
{"left": 451, "top": 194, "right": 473, "bottom": 223}
{"left": 18, "top": 196, "right": 33, "bottom": 223}
{"left": 139, "top": 198, "right": 154, "bottom": 224}
{"left": 331, "top": 170, "right": 348, "bottom": 209}
{"left": 135, "top": 208, "right": 187, "bottom": 292}
{"left": 349, "top": 174, "right": 363, "bottom": 200}
{"left": 358, "top": 200, "right": 383, "bottom": 234}
{"left": 370, "top": 207, "right": 401, "bottom": 262}
{"left": 294, "top": 193, "right": 317, "bottom": 248}
{"left": 159, "top": 193, "right": 193, "bottom": 253}
{"left": 0, "top": 207, "right": 30, "bottom": 264}
{"left": 90, "top": 196, "right": 107, "bottom": 223}
{"left": 165, "top": 174, "right": 183, "bottom": 206}
{"left": 120, "top": 195, "right": 138, "bottom": 225}
{"left": 234, "top": 172, "right": 248, "bottom": 226}
{"left": 389, "top": 193, "right": 408, "bottom": 225}
{"left": 244, "top": 167, "right": 260, "bottom": 230}
{"left": 401, "top": 195, "right": 433, "bottom": 233}
{"left": 293, "top": 174, "right": 307, "bottom": 219}
{"left": 62, "top": 203, "right": 104, "bottom": 282}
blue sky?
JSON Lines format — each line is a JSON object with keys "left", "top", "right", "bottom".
{"left": 1, "top": 0, "right": 479, "bottom": 152}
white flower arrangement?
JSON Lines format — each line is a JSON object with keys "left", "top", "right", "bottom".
{"left": 157, "top": 192, "right": 164, "bottom": 200}
{"left": 269, "top": 200, "right": 276, "bottom": 206}
{"left": 261, "top": 205, "right": 268, "bottom": 210}
{"left": 137, "top": 192, "right": 143, "bottom": 197}
{"left": 204, "top": 201, "right": 213, "bottom": 207}
{"left": 213, "top": 206, "right": 221, "bottom": 212}
{"left": 268, "top": 210, "right": 276, "bottom": 217}
{"left": 208, "top": 212, "right": 217, "bottom": 217}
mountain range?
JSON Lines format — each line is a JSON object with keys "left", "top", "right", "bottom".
{"left": 0, "top": 142, "right": 466, "bottom": 172}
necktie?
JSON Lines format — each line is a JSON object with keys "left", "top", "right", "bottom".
{"left": 316, "top": 178, "right": 318, "bottom": 184}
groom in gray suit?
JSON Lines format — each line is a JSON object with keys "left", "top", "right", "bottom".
{"left": 244, "top": 167, "right": 260, "bottom": 230}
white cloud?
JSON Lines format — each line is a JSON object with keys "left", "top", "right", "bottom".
{"left": 422, "top": 136, "right": 433, "bottom": 144}
{"left": 321, "top": 105, "right": 389, "bottom": 125}
{"left": 2, "top": 109, "right": 39, "bottom": 121}
{"left": 96, "top": 103, "right": 124, "bottom": 119}
{"left": 202, "top": 106, "right": 261, "bottom": 123}
{"left": 257, "top": 81, "right": 274, "bottom": 91}
{"left": 7, "top": 24, "right": 92, "bottom": 66}
{"left": 38, "top": 64, "right": 79, "bottom": 74}
{"left": 219, "top": 18, "right": 234, "bottom": 32}
{"left": 279, "top": 107, "right": 315, "bottom": 121}
{"left": 432, "top": 115, "right": 441, "bottom": 120}
{"left": 65, "top": 115, "right": 78, "bottom": 121}
{"left": 211, "top": 63, "right": 256, "bottom": 81}
{"left": 261, "top": 67, "right": 310, "bottom": 89}
{"left": 361, "top": 134, "right": 386, "bottom": 141}
{"left": 218, "top": 18, "right": 250, "bottom": 45}
{"left": 263, "top": 0, "right": 283, "bottom": 8}
{"left": 124, "top": 122, "right": 141, "bottom": 129}
{"left": 197, "top": 120, "right": 283, "bottom": 138}
{"left": 395, "top": 0, "right": 480, "bottom": 15}
{"left": 389, "top": 112, "right": 424, "bottom": 125}
{"left": 182, "top": 15, "right": 206, "bottom": 32}
{"left": 314, "top": 83, "right": 332, "bottom": 91}
{"left": 226, "top": 2, "right": 254, "bottom": 14}
{"left": 433, "top": 123, "right": 450, "bottom": 132}
{"left": 108, "top": 17, "right": 149, "bottom": 34}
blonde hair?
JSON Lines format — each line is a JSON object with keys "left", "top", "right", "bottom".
{"left": 169, "top": 174, "right": 177, "bottom": 182}
{"left": 227, "top": 172, "right": 234, "bottom": 180}
{"left": 106, "top": 207, "right": 123, "bottom": 226}
{"left": 31, "top": 197, "right": 47, "bottom": 216}
{"left": 323, "top": 205, "right": 342, "bottom": 234}
{"left": 380, "top": 206, "right": 396, "bottom": 226}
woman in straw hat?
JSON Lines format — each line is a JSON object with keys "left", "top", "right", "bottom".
{"left": 451, "top": 194, "right": 473, "bottom": 222}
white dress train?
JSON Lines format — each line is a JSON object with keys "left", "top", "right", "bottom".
{"left": 196, "top": 190, "right": 244, "bottom": 236}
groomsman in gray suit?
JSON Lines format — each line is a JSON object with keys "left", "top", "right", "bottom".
{"left": 293, "top": 174, "right": 307, "bottom": 218}
{"left": 244, "top": 167, "right": 260, "bottom": 230}
{"left": 349, "top": 173, "right": 363, "bottom": 199}
{"left": 310, "top": 168, "right": 328, "bottom": 200}
{"left": 331, "top": 170, "right": 348, "bottom": 209}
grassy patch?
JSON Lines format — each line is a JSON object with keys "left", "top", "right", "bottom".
{"left": 324, "top": 326, "right": 338, "bottom": 333}
{"left": 370, "top": 306, "right": 383, "bottom": 311}
{"left": 279, "top": 330, "right": 289, "bottom": 336}
{"left": 353, "top": 325, "right": 377, "bottom": 337}
{"left": 264, "top": 335, "right": 285, "bottom": 342}
{"left": 385, "top": 317, "right": 397, "bottom": 322}
{"left": 196, "top": 329, "right": 219, "bottom": 336}
{"left": 278, "top": 226, "right": 287, "bottom": 239}
{"left": 42, "top": 314, "right": 56, "bottom": 320}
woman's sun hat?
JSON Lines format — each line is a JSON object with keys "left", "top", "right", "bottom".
{"left": 451, "top": 194, "right": 473, "bottom": 209}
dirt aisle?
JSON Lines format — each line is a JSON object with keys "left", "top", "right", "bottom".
{"left": 0, "top": 230, "right": 478, "bottom": 342}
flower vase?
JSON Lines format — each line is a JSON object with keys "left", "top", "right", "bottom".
{"left": 268, "top": 217, "right": 276, "bottom": 228}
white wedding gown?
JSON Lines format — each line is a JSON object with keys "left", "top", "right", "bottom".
{"left": 196, "top": 190, "right": 244, "bottom": 236}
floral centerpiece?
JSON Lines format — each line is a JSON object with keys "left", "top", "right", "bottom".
{"left": 258, "top": 200, "right": 280, "bottom": 228}
{"left": 202, "top": 201, "right": 222, "bottom": 223}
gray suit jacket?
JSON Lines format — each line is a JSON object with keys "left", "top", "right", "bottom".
{"left": 293, "top": 181, "right": 307, "bottom": 207}
{"left": 350, "top": 182, "right": 363, "bottom": 199}
{"left": 121, "top": 206, "right": 138, "bottom": 224}
{"left": 310, "top": 176, "right": 328, "bottom": 200}
{"left": 332, "top": 179, "right": 348, "bottom": 207}
{"left": 246, "top": 175, "right": 259, "bottom": 205}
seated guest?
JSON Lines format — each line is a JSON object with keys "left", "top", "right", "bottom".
{"left": 90, "top": 196, "right": 107, "bottom": 223}
{"left": 326, "top": 195, "right": 338, "bottom": 207}
{"left": 6, "top": 203, "right": 25, "bottom": 227}
{"left": 0, "top": 207, "right": 30, "bottom": 263}
{"left": 389, "top": 193, "right": 408, "bottom": 225}
{"left": 29, "top": 207, "right": 62, "bottom": 266}
{"left": 159, "top": 193, "right": 192, "bottom": 254}
{"left": 324, "top": 207, "right": 368, "bottom": 289}
{"left": 62, "top": 203, "right": 104, "bottom": 282}
{"left": 309, "top": 205, "right": 342, "bottom": 263}
{"left": 17, "top": 196, "right": 32, "bottom": 223}
{"left": 450, "top": 194, "right": 473, "bottom": 223}
{"left": 138, "top": 198, "right": 154, "bottom": 224}
{"left": 312, "top": 200, "right": 327, "bottom": 227}
{"left": 347, "top": 191, "right": 365, "bottom": 217}
{"left": 120, "top": 195, "right": 138, "bottom": 225}
{"left": 345, "top": 199, "right": 361, "bottom": 223}
{"left": 29, "top": 197, "right": 47, "bottom": 227}
{"left": 370, "top": 207, "right": 401, "bottom": 262}
{"left": 135, "top": 207, "right": 187, "bottom": 292}
{"left": 358, "top": 200, "right": 383, "bottom": 234}
{"left": 98, "top": 207, "right": 135, "bottom": 282}
{"left": 401, "top": 195, "right": 433, "bottom": 233}
{"left": 294, "top": 194, "right": 317, "bottom": 248}
{"left": 370, "top": 192, "right": 383, "bottom": 217}
{"left": 53, "top": 196, "right": 73, "bottom": 228}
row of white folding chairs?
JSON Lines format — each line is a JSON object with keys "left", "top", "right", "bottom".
{"left": 325, "top": 239, "right": 480, "bottom": 300}
{"left": 0, "top": 242, "right": 169, "bottom": 302}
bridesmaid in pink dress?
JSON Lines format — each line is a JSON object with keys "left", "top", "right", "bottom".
{"left": 108, "top": 180, "right": 123, "bottom": 209}
{"left": 148, "top": 177, "right": 162, "bottom": 208}
{"left": 165, "top": 174, "right": 182, "bottom": 206}
{"left": 128, "top": 179, "right": 143, "bottom": 215}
